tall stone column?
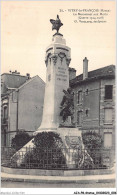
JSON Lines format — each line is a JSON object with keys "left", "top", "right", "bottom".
{"left": 37, "top": 34, "right": 71, "bottom": 131}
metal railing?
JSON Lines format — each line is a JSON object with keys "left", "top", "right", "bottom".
{"left": 1, "top": 146, "right": 113, "bottom": 170}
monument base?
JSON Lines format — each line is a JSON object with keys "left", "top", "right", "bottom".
{"left": 11, "top": 127, "right": 93, "bottom": 169}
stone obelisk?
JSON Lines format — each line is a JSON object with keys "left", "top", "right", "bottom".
{"left": 36, "top": 15, "right": 71, "bottom": 131}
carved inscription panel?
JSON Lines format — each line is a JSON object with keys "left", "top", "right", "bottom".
{"left": 56, "top": 66, "right": 68, "bottom": 82}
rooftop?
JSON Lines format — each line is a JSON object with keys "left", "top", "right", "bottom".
{"left": 1, "top": 71, "right": 31, "bottom": 95}
{"left": 70, "top": 65, "right": 115, "bottom": 86}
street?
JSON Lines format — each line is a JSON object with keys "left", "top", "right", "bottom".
{"left": 1, "top": 181, "right": 115, "bottom": 188}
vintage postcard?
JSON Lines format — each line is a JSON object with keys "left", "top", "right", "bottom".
{"left": 1, "top": 0, "right": 116, "bottom": 194}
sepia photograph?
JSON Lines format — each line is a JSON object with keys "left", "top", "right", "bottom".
{"left": 1, "top": 0, "right": 116, "bottom": 193}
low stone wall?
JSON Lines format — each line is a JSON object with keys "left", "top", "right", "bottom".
{"left": 1, "top": 166, "right": 115, "bottom": 177}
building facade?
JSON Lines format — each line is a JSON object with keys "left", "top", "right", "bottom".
{"left": 70, "top": 58, "right": 115, "bottom": 152}
{"left": 1, "top": 71, "right": 45, "bottom": 147}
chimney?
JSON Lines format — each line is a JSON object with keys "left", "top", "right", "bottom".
{"left": 12, "top": 70, "right": 20, "bottom": 75}
{"left": 69, "top": 68, "right": 76, "bottom": 80}
{"left": 26, "top": 73, "right": 30, "bottom": 79}
{"left": 83, "top": 57, "right": 88, "bottom": 80}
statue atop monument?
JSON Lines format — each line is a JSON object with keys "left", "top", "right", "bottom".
{"left": 50, "top": 15, "right": 63, "bottom": 34}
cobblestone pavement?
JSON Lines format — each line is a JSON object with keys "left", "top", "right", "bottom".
{"left": 1, "top": 181, "right": 115, "bottom": 188}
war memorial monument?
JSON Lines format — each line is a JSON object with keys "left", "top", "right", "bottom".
{"left": 5, "top": 15, "right": 92, "bottom": 170}
{"left": 2, "top": 16, "right": 114, "bottom": 178}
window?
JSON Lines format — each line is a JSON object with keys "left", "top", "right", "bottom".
{"left": 86, "top": 109, "right": 89, "bottom": 117}
{"left": 104, "top": 133, "right": 112, "bottom": 148}
{"left": 85, "top": 89, "right": 89, "bottom": 95}
{"left": 77, "top": 91, "right": 82, "bottom": 104}
{"left": 104, "top": 108, "right": 112, "bottom": 124}
{"left": 77, "top": 111, "right": 82, "bottom": 126}
{"left": 105, "top": 85, "right": 113, "bottom": 100}
{"left": 3, "top": 106, "right": 8, "bottom": 119}
{"left": 1, "top": 108, "right": 3, "bottom": 118}
{"left": 3, "top": 129, "right": 6, "bottom": 146}
{"left": 72, "top": 92, "right": 75, "bottom": 108}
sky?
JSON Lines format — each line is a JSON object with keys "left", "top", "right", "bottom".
{"left": 1, "top": 1, "right": 116, "bottom": 82}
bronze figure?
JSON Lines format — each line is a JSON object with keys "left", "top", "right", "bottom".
{"left": 50, "top": 15, "right": 63, "bottom": 34}
{"left": 60, "top": 88, "right": 74, "bottom": 123}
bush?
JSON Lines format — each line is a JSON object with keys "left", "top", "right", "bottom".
{"left": 11, "top": 131, "right": 33, "bottom": 151}
{"left": 82, "top": 131, "right": 104, "bottom": 167}
{"left": 33, "top": 131, "right": 63, "bottom": 148}
{"left": 21, "top": 132, "right": 67, "bottom": 169}
{"left": 82, "top": 131, "right": 103, "bottom": 150}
